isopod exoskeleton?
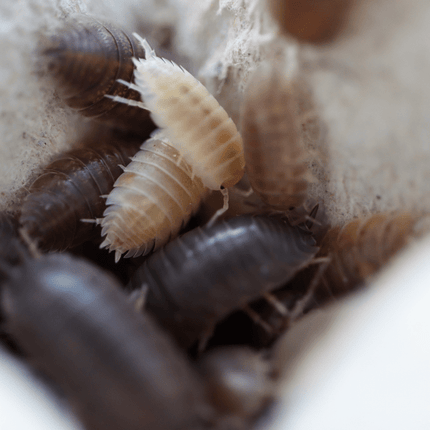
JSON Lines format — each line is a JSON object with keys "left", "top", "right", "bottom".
{"left": 313, "top": 212, "right": 417, "bottom": 301}
{"left": 1, "top": 253, "right": 212, "bottom": 430}
{"left": 42, "top": 15, "right": 153, "bottom": 133}
{"left": 240, "top": 212, "right": 420, "bottom": 348}
{"left": 128, "top": 215, "right": 318, "bottom": 349}
{"left": 99, "top": 132, "right": 208, "bottom": 262}
{"left": 241, "top": 55, "right": 312, "bottom": 210}
{"left": 115, "top": 35, "right": 245, "bottom": 191}
{"left": 19, "top": 135, "right": 142, "bottom": 252}
{"left": 269, "top": 0, "right": 355, "bottom": 43}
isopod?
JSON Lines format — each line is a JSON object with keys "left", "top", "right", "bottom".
{"left": 42, "top": 15, "right": 153, "bottom": 134}
{"left": 128, "top": 215, "right": 319, "bottom": 349}
{"left": 312, "top": 212, "right": 418, "bottom": 301}
{"left": 269, "top": 0, "right": 355, "bottom": 43}
{"left": 1, "top": 252, "right": 213, "bottom": 430}
{"left": 239, "top": 212, "right": 419, "bottom": 347}
{"left": 111, "top": 35, "right": 245, "bottom": 191}
{"left": 99, "top": 132, "right": 208, "bottom": 262}
{"left": 19, "top": 134, "right": 142, "bottom": 252}
{"left": 241, "top": 54, "right": 312, "bottom": 210}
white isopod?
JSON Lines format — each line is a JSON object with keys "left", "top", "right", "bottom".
{"left": 100, "top": 132, "right": 208, "bottom": 262}
{"left": 110, "top": 34, "right": 245, "bottom": 192}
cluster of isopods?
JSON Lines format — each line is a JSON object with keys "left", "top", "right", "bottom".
{"left": 0, "top": 3, "right": 422, "bottom": 429}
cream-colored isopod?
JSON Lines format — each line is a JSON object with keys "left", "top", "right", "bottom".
{"left": 112, "top": 34, "right": 245, "bottom": 192}
{"left": 100, "top": 132, "right": 208, "bottom": 262}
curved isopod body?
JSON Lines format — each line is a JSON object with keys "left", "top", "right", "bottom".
{"left": 128, "top": 215, "right": 318, "bottom": 349}
{"left": 1, "top": 253, "right": 212, "bottom": 430}
{"left": 313, "top": 212, "right": 417, "bottom": 300}
{"left": 100, "top": 132, "right": 208, "bottom": 262}
{"left": 19, "top": 136, "right": 142, "bottom": 252}
{"left": 117, "top": 35, "right": 245, "bottom": 191}
{"left": 269, "top": 0, "right": 355, "bottom": 43}
{"left": 240, "top": 212, "right": 419, "bottom": 347}
{"left": 241, "top": 56, "right": 312, "bottom": 210}
{"left": 42, "top": 15, "right": 153, "bottom": 133}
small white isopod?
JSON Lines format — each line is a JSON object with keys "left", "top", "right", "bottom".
{"left": 99, "top": 132, "right": 208, "bottom": 262}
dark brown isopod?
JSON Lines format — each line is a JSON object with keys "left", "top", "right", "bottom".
{"left": 1, "top": 252, "right": 212, "bottom": 430}
{"left": 128, "top": 215, "right": 319, "bottom": 349}
{"left": 19, "top": 135, "right": 142, "bottom": 252}
{"left": 42, "top": 15, "right": 153, "bottom": 133}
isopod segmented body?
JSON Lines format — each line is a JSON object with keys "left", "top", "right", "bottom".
{"left": 313, "top": 212, "right": 417, "bottom": 300}
{"left": 100, "top": 133, "right": 208, "bottom": 262}
{"left": 42, "top": 15, "right": 153, "bottom": 133}
{"left": 1, "top": 253, "right": 212, "bottom": 430}
{"left": 128, "top": 215, "right": 318, "bottom": 349}
{"left": 239, "top": 212, "right": 418, "bottom": 348}
{"left": 242, "top": 56, "right": 311, "bottom": 210}
{"left": 122, "top": 35, "right": 245, "bottom": 190}
{"left": 19, "top": 136, "right": 142, "bottom": 252}
{"left": 269, "top": 0, "right": 355, "bottom": 43}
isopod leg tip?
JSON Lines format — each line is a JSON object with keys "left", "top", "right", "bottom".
{"left": 114, "top": 250, "right": 122, "bottom": 263}
{"left": 132, "top": 33, "right": 155, "bottom": 58}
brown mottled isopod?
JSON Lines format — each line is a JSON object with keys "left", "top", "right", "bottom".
{"left": 100, "top": 132, "right": 208, "bottom": 262}
{"left": 111, "top": 35, "right": 245, "bottom": 191}
{"left": 128, "top": 215, "right": 318, "bottom": 349}
{"left": 313, "top": 212, "right": 417, "bottom": 300}
{"left": 269, "top": 0, "right": 355, "bottom": 44}
{"left": 19, "top": 135, "right": 142, "bottom": 252}
{"left": 42, "top": 15, "right": 153, "bottom": 133}
{"left": 1, "top": 252, "right": 213, "bottom": 430}
{"left": 239, "top": 212, "right": 419, "bottom": 348}
{"left": 241, "top": 55, "right": 313, "bottom": 210}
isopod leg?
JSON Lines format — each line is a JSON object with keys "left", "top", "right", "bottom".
{"left": 104, "top": 94, "right": 148, "bottom": 110}
{"left": 206, "top": 188, "right": 229, "bottom": 227}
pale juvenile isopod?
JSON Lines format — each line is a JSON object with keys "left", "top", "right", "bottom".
{"left": 269, "top": 0, "right": 355, "bottom": 43}
{"left": 1, "top": 252, "right": 213, "bottom": 430}
{"left": 42, "top": 15, "right": 153, "bottom": 134}
{"left": 110, "top": 35, "right": 245, "bottom": 192}
{"left": 99, "top": 132, "right": 208, "bottom": 262}
{"left": 19, "top": 134, "right": 142, "bottom": 252}
{"left": 241, "top": 54, "right": 312, "bottom": 210}
{"left": 128, "top": 215, "right": 319, "bottom": 349}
